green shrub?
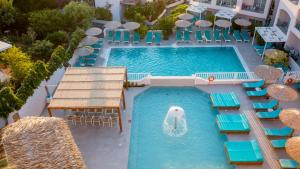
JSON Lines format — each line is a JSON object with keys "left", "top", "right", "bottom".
{"left": 68, "top": 27, "right": 85, "bottom": 52}
{"left": 28, "top": 40, "right": 54, "bottom": 60}
{"left": 124, "top": 6, "right": 135, "bottom": 20}
{"left": 136, "top": 24, "right": 148, "bottom": 39}
{"left": 95, "top": 7, "right": 112, "bottom": 21}
{"left": 134, "top": 13, "right": 146, "bottom": 23}
{"left": 264, "top": 50, "right": 289, "bottom": 67}
{"left": 46, "top": 31, "right": 69, "bottom": 47}
{"left": 47, "top": 45, "right": 70, "bottom": 78}
{"left": 20, "top": 27, "right": 37, "bottom": 46}
{"left": 205, "top": 11, "right": 215, "bottom": 25}
{"left": 154, "top": 16, "right": 174, "bottom": 40}
{"left": 170, "top": 4, "right": 188, "bottom": 20}
{"left": 0, "top": 0, "right": 16, "bottom": 31}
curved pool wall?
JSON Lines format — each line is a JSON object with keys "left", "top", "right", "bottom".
{"left": 106, "top": 46, "right": 249, "bottom": 76}
{"left": 128, "top": 87, "right": 235, "bottom": 169}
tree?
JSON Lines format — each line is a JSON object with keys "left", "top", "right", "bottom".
{"left": 28, "top": 40, "right": 54, "bottom": 60}
{"left": 67, "top": 27, "right": 85, "bottom": 52}
{"left": 47, "top": 45, "right": 70, "bottom": 78}
{"left": 46, "top": 31, "right": 69, "bottom": 47}
{"left": 0, "top": 87, "right": 23, "bottom": 125}
{"left": 0, "top": 46, "right": 33, "bottom": 83}
{"left": 95, "top": 7, "right": 112, "bottom": 21}
{"left": 155, "top": 16, "right": 174, "bottom": 40}
{"left": 29, "top": 9, "right": 64, "bottom": 38}
{"left": 63, "top": 2, "right": 94, "bottom": 32}
{"left": 13, "top": 0, "right": 69, "bottom": 13}
{"left": 0, "top": 0, "right": 16, "bottom": 31}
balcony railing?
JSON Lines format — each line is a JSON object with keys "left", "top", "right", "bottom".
{"left": 216, "top": 0, "right": 237, "bottom": 8}
{"left": 241, "top": 0, "right": 266, "bottom": 13}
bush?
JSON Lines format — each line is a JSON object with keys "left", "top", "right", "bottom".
{"left": 264, "top": 50, "right": 289, "bottom": 67}
{"left": 68, "top": 27, "right": 85, "bottom": 52}
{"left": 154, "top": 16, "right": 174, "bottom": 40}
{"left": 95, "top": 7, "right": 112, "bottom": 21}
{"left": 46, "top": 31, "right": 69, "bottom": 47}
{"left": 133, "top": 13, "right": 146, "bottom": 23}
{"left": 170, "top": 4, "right": 188, "bottom": 15}
{"left": 136, "top": 24, "right": 148, "bottom": 39}
{"left": 47, "top": 45, "right": 70, "bottom": 78}
{"left": 205, "top": 11, "right": 215, "bottom": 25}
{"left": 0, "top": 0, "right": 16, "bottom": 31}
{"left": 13, "top": 0, "right": 69, "bottom": 13}
{"left": 28, "top": 40, "right": 54, "bottom": 60}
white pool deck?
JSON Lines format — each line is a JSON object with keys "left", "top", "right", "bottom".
{"left": 42, "top": 39, "right": 300, "bottom": 169}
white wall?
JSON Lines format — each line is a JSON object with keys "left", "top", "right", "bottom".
{"left": 95, "top": 0, "right": 121, "bottom": 21}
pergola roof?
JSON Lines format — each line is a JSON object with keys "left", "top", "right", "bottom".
{"left": 0, "top": 41, "right": 11, "bottom": 52}
{"left": 48, "top": 67, "right": 127, "bottom": 110}
{"left": 215, "top": 9, "right": 237, "bottom": 20}
{"left": 255, "top": 27, "right": 287, "bottom": 43}
{"left": 187, "top": 5, "right": 207, "bottom": 14}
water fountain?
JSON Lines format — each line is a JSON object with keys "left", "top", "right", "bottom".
{"left": 163, "top": 106, "right": 188, "bottom": 137}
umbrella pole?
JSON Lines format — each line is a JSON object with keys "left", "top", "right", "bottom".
{"left": 252, "top": 29, "right": 256, "bottom": 45}
{"left": 262, "top": 42, "right": 267, "bottom": 60}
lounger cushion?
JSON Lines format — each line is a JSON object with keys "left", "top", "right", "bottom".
{"left": 247, "top": 88, "right": 267, "bottom": 97}
{"left": 217, "top": 114, "right": 250, "bottom": 132}
{"left": 279, "top": 159, "right": 299, "bottom": 168}
{"left": 243, "top": 80, "right": 264, "bottom": 89}
{"left": 210, "top": 93, "right": 240, "bottom": 108}
{"left": 264, "top": 127, "right": 293, "bottom": 137}
{"left": 257, "top": 109, "right": 282, "bottom": 119}
{"left": 253, "top": 100, "right": 278, "bottom": 110}
{"left": 271, "top": 139, "right": 286, "bottom": 148}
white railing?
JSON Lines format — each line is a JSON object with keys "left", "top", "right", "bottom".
{"left": 128, "top": 73, "right": 151, "bottom": 81}
{"left": 194, "top": 72, "right": 261, "bottom": 81}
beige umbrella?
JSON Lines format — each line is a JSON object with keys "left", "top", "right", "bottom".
{"left": 123, "top": 22, "right": 140, "bottom": 31}
{"left": 75, "top": 46, "right": 94, "bottom": 56}
{"left": 79, "top": 36, "right": 99, "bottom": 47}
{"left": 264, "top": 49, "right": 288, "bottom": 59}
{"left": 195, "top": 20, "right": 212, "bottom": 28}
{"left": 178, "top": 13, "right": 194, "bottom": 20}
{"left": 175, "top": 20, "right": 192, "bottom": 28}
{"left": 254, "top": 65, "right": 283, "bottom": 82}
{"left": 267, "top": 84, "right": 299, "bottom": 102}
{"left": 85, "top": 27, "right": 102, "bottom": 36}
{"left": 234, "top": 18, "right": 251, "bottom": 27}
{"left": 104, "top": 21, "right": 122, "bottom": 29}
{"left": 215, "top": 19, "right": 232, "bottom": 28}
{"left": 280, "top": 109, "right": 300, "bottom": 130}
{"left": 286, "top": 137, "right": 300, "bottom": 163}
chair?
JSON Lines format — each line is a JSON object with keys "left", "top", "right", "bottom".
{"left": 223, "top": 30, "right": 231, "bottom": 42}
{"left": 271, "top": 139, "right": 287, "bottom": 148}
{"left": 204, "top": 30, "right": 212, "bottom": 43}
{"left": 210, "top": 92, "right": 240, "bottom": 110}
{"left": 246, "top": 88, "right": 267, "bottom": 97}
{"left": 241, "top": 30, "right": 250, "bottom": 43}
{"left": 214, "top": 30, "right": 221, "bottom": 43}
{"left": 256, "top": 108, "right": 282, "bottom": 119}
{"left": 253, "top": 100, "right": 278, "bottom": 111}
{"left": 114, "top": 30, "right": 121, "bottom": 43}
{"left": 123, "top": 31, "right": 130, "bottom": 43}
{"left": 216, "top": 114, "right": 250, "bottom": 133}
{"left": 65, "top": 115, "right": 75, "bottom": 125}
{"left": 102, "top": 117, "right": 113, "bottom": 127}
{"left": 133, "top": 32, "right": 140, "bottom": 44}
{"left": 93, "top": 116, "right": 102, "bottom": 126}
{"left": 195, "top": 30, "right": 203, "bottom": 43}
{"left": 233, "top": 30, "right": 242, "bottom": 43}
{"left": 73, "top": 115, "right": 83, "bottom": 126}
{"left": 264, "top": 126, "right": 293, "bottom": 137}
{"left": 107, "top": 30, "right": 113, "bottom": 42}
{"left": 243, "top": 80, "right": 265, "bottom": 89}
{"left": 84, "top": 116, "right": 94, "bottom": 126}
{"left": 155, "top": 31, "right": 162, "bottom": 45}
{"left": 146, "top": 31, "right": 153, "bottom": 44}
{"left": 176, "top": 31, "right": 183, "bottom": 42}
{"left": 279, "top": 159, "right": 299, "bottom": 169}
{"left": 184, "top": 30, "right": 190, "bottom": 43}
{"left": 224, "top": 140, "right": 263, "bottom": 164}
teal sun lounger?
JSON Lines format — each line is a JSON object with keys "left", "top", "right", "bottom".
{"left": 246, "top": 88, "right": 267, "bottom": 97}
{"left": 253, "top": 100, "right": 278, "bottom": 111}
{"left": 223, "top": 30, "right": 231, "bottom": 42}
{"left": 176, "top": 31, "right": 183, "bottom": 42}
{"left": 233, "top": 30, "right": 242, "bottom": 43}
{"left": 210, "top": 92, "right": 240, "bottom": 109}
{"left": 155, "top": 31, "right": 162, "bottom": 45}
{"left": 243, "top": 80, "right": 265, "bottom": 89}
{"left": 146, "top": 31, "right": 153, "bottom": 44}
{"left": 195, "top": 30, "right": 203, "bottom": 43}
{"left": 123, "top": 31, "right": 130, "bottom": 43}
{"left": 184, "top": 30, "right": 190, "bottom": 42}
{"left": 107, "top": 30, "right": 113, "bottom": 42}
{"left": 133, "top": 32, "right": 140, "bottom": 44}
{"left": 224, "top": 140, "right": 263, "bottom": 164}
{"left": 241, "top": 30, "right": 250, "bottom": 43}
{"left": 204, "top": 30, "right": 212, "bottom": 43}
{"left": 264, "top": 126, "right": 293, "bottom": 137}
{"left": 114, "top": 31, "right": 121, "bottom": 43}
{"left": 271, "top": 139, "right": 287, "bottom": 148}
{"left": 257, "top": 108, "right": 282, "bottom": 119}
{"left": 214, "top": 30, "right": 221, "bottom": 43}
{"left": 279, "top": 159, "right": 299, "bottom": 169}
{"left": 217, "top": 114, "right": 250, "bottom": 133}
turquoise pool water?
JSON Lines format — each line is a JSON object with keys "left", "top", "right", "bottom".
{"left": 128, "top": 87, "right": 234, "bottom": 169}
{"left": 107, "top": 47, "right": 245, "bottom": 76}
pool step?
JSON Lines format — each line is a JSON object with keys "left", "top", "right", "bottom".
{"left": 149, "top": 76, "right": 196, "bottom": 86}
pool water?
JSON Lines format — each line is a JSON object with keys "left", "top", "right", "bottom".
{"left": 107, "top": 47, "right": 245, "bottom": 76}
{"left": 128, "top": 87, "right": 235, "bottom": 169}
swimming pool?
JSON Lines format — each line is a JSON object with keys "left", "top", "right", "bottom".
{"left": 128, "top": 87, "right": 234, "bottom": 169}
{"left": 107, "top": 47, "right": 246, "bottom": 76}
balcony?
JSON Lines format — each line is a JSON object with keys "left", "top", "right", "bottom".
{"left": 241, "top": 0, "right": 266, "bottom": 13}
{"left": 216, "top": 0, "right": 237, "bottom": 8}
{"left": 195, "top": 0, "right": 212, "bottom": 4}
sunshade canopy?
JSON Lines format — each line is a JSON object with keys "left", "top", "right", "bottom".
{"left": 186, "top": 5, "right": 207, "bottom": 14}
{"left": 123, "top": 22, "right": 140, "bottom": 30}
{"left": 255, "top": 27, "right": 287, "bottom": 43}
{"left": 234, "top": 18, "right": 252, "bottom": 27}
{"left": 254, "top": 65, "right": 283, "bottom": 82}
{"left": 74, "top": 46, "right": 94, "bottom": 56}
{"left": 215, "top": 9, "right": 236, "bottom": 20}
{"left": 195, "top": 20, "right": 212, "bottom": 27}
{"left": 286, "top": 137, "right": 300, "bottom": 163}
{"left": 178, "top": 13, "right": 194, "bottom": 20}
{"left": 79, "top": 36, "right": 99, "bottom": 46}
{"left": 267, "top": 84, "right": 299, "bottom": 102}
{"left": 85, "top": 27, "right": 102, "bottom": 36}
{"left": 104, "top": 21, "right": 122, "bottom": 29}
{"left": 175, "top": 20, "right": 192, "bottom": 28}
{"left": 280, "top": 108, "right": 300, "bottom": 130}
{"left": 215, "top": 19, "right": 232, "bottom": 28}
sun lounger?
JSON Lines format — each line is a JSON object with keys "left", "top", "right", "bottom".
{"left": 243, "top": 80, "right": 265, "bottom": 89}
{"left": 123, "top": 31, "right": 130, "bottom": 43}
{"left": 295, "top": 83, "right": 300, "bottom": 90}
{"left": 210, "top": 92, "right": 240, "bottom": 109}
{"left": 176, "top": 31, "right": 183, "bottom": 42}
{"left": 271, "top": 139, "right": 287, "bottom": 148}
{"left": 91, "top": 40, "right": 103, "bottom": 48}
{"left": 257, "top": 108, "right": 282, "bottom": 119}
{"left": 107, "top": 30, "right": 113, "bottom": 42}
{"left": 155, "top": 31, "right": 162, "bottom": 45}
{"left": 253, "top": 100, "right": 278, "bottom": 111}
{"left": 223, "top": 30, "right": 231, "bottom": 43}
{"left": 77, "top": 57, "right": 85, "bottom": 67}
{"left": 184, "top": 30, "right": 190, "bottom": 43}
{"left": 114, "top": 31, "right": 121, "bottom": 43}
{"left": 246, "top": 88, "right": 267, "bottom": 97}
{"left": 214, "top": 30, "right": 221, "bottom": 43}
{"left": 264, "top": 126, "right": 293, "bottom": 137}
{"left": 233, "top": 30, "right": 242, "bottom": 43}
{"left": 146, "top": 31, "right": 153, "bottom": 44}
{"left": 85, "top": 59, "right": 96, "bottom": 66}
{"left": 217, "top": 114, "right": 250, "bottom": 133}
{"left": 133, "top": 32, "right": 140, "bottom": 44}
{"left": 204, "top": 30, "right": 212, "bottom": 43}
{"left": 187, "top": 26, "right": 193, "bottom": 33}
{"left": 241, "top": 30, "right": 250, "bottom": 43}
{"left": 279, "top": 159, "right": 299, "bottom": 169}
{"left": 224, "top": 140, "right": 263, "bottom": 164}
{"left": 195, "top": 30, "right": 203, "bottom": 43}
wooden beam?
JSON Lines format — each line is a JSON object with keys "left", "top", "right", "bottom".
{"left": 125, "top": 69, "right": 128, "bottom": 90}
{"left": 122, "top": 90, "right": 126, "bottom": 109}
{"left": 48, "top": 108, "right": 53, "bottom": 117}
{"left": 117, "top": 107, "right": 123, "bottom": 132}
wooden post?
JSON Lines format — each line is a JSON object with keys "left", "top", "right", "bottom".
{"left": 48, "top": 108, "right": 53, "bottom": 117}
{"left": 122, "top": 90, "right": 126, "bottom": 109}
{"left": 125, "top": 69, "right": 129, "bottom": 90}
{"left": 117, "top": 107, "right": 123, "bottom": 132}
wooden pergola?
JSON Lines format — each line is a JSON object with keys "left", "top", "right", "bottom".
{"left": 47, "top": 67, "right": 128, "bottom": 132}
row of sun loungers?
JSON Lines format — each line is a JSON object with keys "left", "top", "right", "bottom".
{"left": 76, "top": 40, "right": 103, "bottom": 67}
{"left": 146, "top": 31, "right": 162, "bottom": 45}
{"left": 107, "top": 30, "right": 132, "bottom": 44}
